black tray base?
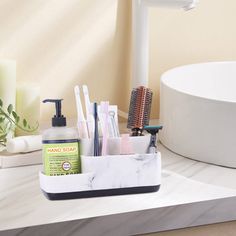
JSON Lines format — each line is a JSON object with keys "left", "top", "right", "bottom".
{"left": 43, "top": 185, "right": 160, "bottom": 200}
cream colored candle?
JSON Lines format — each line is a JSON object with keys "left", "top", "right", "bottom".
{"left": 16, "top": 84, "right": 40, "bottom": 136}
{"left": 0, "top": 59, "right": 16, "bottom": 110}
{"left": 0, "top": 59, "right": 16, "bottom": 140}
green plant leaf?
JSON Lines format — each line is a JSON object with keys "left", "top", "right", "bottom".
{"left": 16, "top": 116, "right": 20, "bottom": 123}
{"left": 0, "top": 103, "right": 39, "bottom": 146}
{"left": 23, "top": 119, "right": 27, "bottom": 127}
{"left": 7, "top": 104, "right": 13, "bottom": 114}
{"left": 12, "top": 111, "right": 18, "bottom": 120}
{"left": 0, "top": 133, "right": 7, "bottom": 140}
{"left": 0, "top": 125, "right": 4, "bottom": 132}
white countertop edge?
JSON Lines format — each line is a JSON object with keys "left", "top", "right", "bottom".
{"left": 1, "top": 196, "right": 236, "bottom": 236}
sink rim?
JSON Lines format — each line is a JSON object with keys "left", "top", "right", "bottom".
{"left": 161, "top": 61, "right": 236, "bottom": 104}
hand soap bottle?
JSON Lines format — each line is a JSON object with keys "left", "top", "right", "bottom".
{"left": 42, "top": 99, "right": 81, "bottom": 176}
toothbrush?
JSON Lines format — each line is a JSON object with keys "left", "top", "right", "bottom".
{"left": 74, "top": 86, "right": 89, "bottom": 139}
{"left": 108, "top": 111, "right": 115, "bottom": 138}
{"left": 109, "top": 110, "right": 120, "bottom": 138}
{"left": 82, "top": 85, "right": 94, "bottom": 139}
{"left": 93, "top": 102, "right": 100, "bottom": 156}
{"left": 100, "top": 101, "right": 109, "bottom": 156}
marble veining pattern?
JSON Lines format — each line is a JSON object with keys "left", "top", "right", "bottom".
{"left": 39, "top": 153, "right": 161, "bottom": 194}
{"left": 81, "top": 153, "right": 161, "bottom": 189}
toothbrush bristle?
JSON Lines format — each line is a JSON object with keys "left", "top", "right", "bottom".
{"left": 127, "top": 86, "right": 153, "bottom": 136}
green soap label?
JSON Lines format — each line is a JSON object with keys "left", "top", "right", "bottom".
{"left": 43, "top": 140, "right": 81, "bottom": 176}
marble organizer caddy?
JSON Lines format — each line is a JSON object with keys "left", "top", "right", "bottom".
{"left": 39, "top": 136, "right": 161, "bottom": 200}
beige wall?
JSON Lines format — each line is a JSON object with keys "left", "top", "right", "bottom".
{"left": 0, "top": 0, "right": 132, "bottom": 123}
{"left": 1, "top": 0, "right": 236, "bottom": 123}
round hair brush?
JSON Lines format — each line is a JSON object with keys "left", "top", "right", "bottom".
{"left": 127, "top": 86, "right": 153, "bottom": 136}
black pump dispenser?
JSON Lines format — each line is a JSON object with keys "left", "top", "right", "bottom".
{"left": 43, "top": 99, "right": 66, "bottom": 127}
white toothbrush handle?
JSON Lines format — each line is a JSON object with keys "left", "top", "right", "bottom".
{"left": 78, "top": 121, "right": 89, "bottom": 139}
{"left": 87, "top": 117, "right": 94, "bottom": 139}
{"left": 74, "top": 86, "right": 89, "bottom": 139}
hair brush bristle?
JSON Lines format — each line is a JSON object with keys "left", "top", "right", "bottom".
{"left": 127, "top": 86, "right": 153, "bottom": 136}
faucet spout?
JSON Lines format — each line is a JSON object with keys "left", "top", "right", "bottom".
{"left": 132, "top": 0, "right": 198, "bottom": 88}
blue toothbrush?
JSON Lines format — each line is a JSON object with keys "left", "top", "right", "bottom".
{"left": 93, "top": 102, "right": 100, "bottom": 156}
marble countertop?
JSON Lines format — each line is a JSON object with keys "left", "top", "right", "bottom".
{"left": 1, "top": 144, "right": 236, "bottom": 235}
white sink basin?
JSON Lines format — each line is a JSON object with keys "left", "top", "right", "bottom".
{"left": 160, "top": 61, "right": 236, "bottom": 168}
